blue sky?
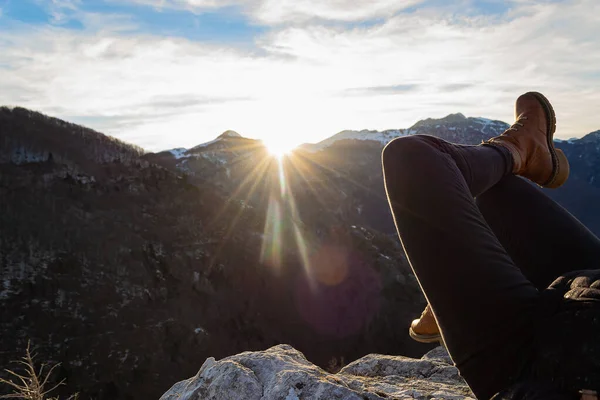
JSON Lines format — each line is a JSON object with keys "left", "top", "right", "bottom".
{"left": 1, "top": 0, "right": 265, "bottom": 43}
{"left": 0, "top": 0, "right": 516, "bottom": 48}
{"left": 1, "top": 0, "right": 599, "bottom": 151}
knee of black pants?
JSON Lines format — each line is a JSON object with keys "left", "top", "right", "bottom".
{"left": 382, "top": 135, "right": 445, "bottom": 174}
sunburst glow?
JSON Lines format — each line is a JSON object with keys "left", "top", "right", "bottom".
{"left": 265, "top": 139, "right": 296, "bottom": 159}
{"left": 207, "top": 137, "right": 386, "bottom": 296}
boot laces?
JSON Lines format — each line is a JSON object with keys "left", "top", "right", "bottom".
{"left": 507, "top": 116, "right": 528, "bottom": 132}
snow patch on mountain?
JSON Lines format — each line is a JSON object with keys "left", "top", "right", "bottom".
{"left": 167, "top": 148, "right": 188, "bottom": 159}
{"left": 188, "top": 131, "right": 244, "bottom": 152}
{"left": 302, "top": 129, "right": 410, "bottom": 152}
{"left": 467, "top": 117, "right": 509, "bottom": 131}
{"left": 9, "top": 149, "right": 50, "bottom": 164}
{"left": 554, "top": 138, "right": 579, "bottom": 144}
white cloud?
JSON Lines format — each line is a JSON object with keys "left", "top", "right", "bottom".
{"left": 252, "top": 0, "right": 424, "bottom": 24}
{"left": 113, "top": 0, "right": 248, "bottom": 15}
{"left": 258, "top": 0, "right": 600, "bottom": 137}
{"left": 121, "top": 0, "right": 424, "bottom": 23}
{"left": 118, "top": 0, "right": 239, "bottom": 10}
{"left": 34, "top": 0, "right": 82, "bottom": 24}
{"left": 1, "top": 0, "right": 599, "bottom": 151}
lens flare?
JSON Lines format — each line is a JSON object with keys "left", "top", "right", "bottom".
{"left": 222, "top": 138, "right": 387, "bottom": 318}
{"left": 311, "top": 245, "right": 348, "bottom": 286}
{"left": 278, "top": 158, "right": 287, "bottom": 197}
{"left": 293, "top": 223, "right": 314, "bottom": 288}
{"left": 260, "top": 195, "right": 283, "bottom": 269}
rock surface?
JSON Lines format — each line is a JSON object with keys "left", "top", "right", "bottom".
{"left": 161, "top": 345, "right": 474, "bottom": 400}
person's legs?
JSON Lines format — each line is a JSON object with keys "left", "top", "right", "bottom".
{"left": 382, "top": 134, "right": 539, "bottom": 399}
{"left": 476, "top": 175, "right": 600, "bottom": 290}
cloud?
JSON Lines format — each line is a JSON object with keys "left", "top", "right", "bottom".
{"left": 121, "top": 0, "right": 424, "bottom": 23}
{"left": 125, "top": 0, "right": 235, "bottom": 8}
{"left": 439, "top": 83, "right": 474, "bottom": 92}
{"left": 344, "top": 84, "right": 420, "bottom": 96}
{"left": 251, "top": 0, "right": 424, "bottom": 24}
{"left": 1, "top": 0, "right": 599, "bottom": 151}
{"left": 260, "top": 0, "right": 600, "bottom": 136}
{"left": 0, "top": 22, "right": 266, "bottom": 149}
{"left": 114, "top": 0, "right": 244, "bottom": 13}
{"left": 37, "top": 0, "right": 83, "bottom": 25}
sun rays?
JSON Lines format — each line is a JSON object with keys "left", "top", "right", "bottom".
{"left": 205, "top": 139, "right": 385, "bottom": 294}
{"left": 259, "top": 151, "right": 314, "bottom": 288}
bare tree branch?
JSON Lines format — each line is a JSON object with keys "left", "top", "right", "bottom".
{"left": 0, "top": 342, "right": 78, "bottom": 400}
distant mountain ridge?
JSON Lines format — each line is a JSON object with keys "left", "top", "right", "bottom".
{"left": 299, "top": 113, "right": 509, "bottom": 152}
{"left": 155, "top": 112, "right": 596, "bottom": 159}
{"left": 0, "top": 107, "right": 144, "bottom": 171}
{"left": 161, "top": 113, "right": 510, "bottom": 156}
{"left": 147, "top": 111, "right": 600, "bottom": 235}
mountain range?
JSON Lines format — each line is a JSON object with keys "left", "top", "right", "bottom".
{"left": 1, "top": 106, "right": 600, "bottom": 399}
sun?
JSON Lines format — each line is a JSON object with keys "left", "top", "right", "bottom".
{"left": 264, "top": 139, "right": 296, "bottom": 159}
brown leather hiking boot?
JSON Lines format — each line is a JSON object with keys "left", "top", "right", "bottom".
{"left": 486, "top": 92, "right": 570, "bottom": 188}
{"left": 409, "top": 304, "right": 441, "bottom": 343}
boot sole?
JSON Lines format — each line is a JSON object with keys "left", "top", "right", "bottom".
{"left": 526, "top": 91, "right": 570, "bottom": 188}
{"left": 408, "top": 327, "right": 442, "bottom": 344}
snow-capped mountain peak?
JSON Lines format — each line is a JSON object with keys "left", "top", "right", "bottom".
{"left": 300, "top": 113, "right": 510, "bottom": 152}
{"left": 299, "top": 129, "right": 410, "bottom": 152}
{"left": 412, "top": 113, "right": 467, "bottom": 128}
{"left": 187, "top": 131, "right": 244, "bottom": 151}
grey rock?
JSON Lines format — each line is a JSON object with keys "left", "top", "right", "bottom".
{"left": 422, "top": 346, "right": 453, "bottom": 364}
{"left": 161, "top": 345, "right": 475, "bottom": 400}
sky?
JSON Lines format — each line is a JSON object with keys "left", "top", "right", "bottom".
{"left": 1, "top": 0, "right": 599, "bottom": 151}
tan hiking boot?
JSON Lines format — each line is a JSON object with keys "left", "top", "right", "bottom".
{"left": 486, "top": 92, "right": 570, "bottom": 188}
{"left": 409, "top": 304, "right": 441, "bottom": 343}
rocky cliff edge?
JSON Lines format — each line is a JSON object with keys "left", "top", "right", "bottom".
{"left": 160, "top": 345, "right": 474, "bottom": 399}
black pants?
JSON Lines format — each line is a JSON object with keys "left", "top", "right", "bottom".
{"left": 382, "top": 135, "right": 600, "bottom": 399}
